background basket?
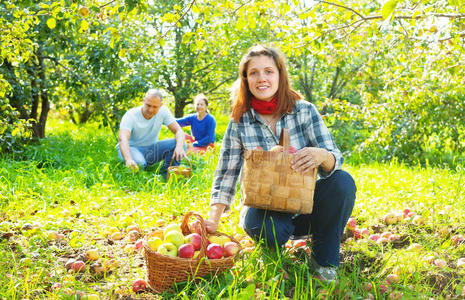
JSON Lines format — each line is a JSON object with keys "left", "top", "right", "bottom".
{"left": 143, "top": 211, "right": 241, "bottom": 293}
{"left": 241, "top": 128, "right": 317, "bottom": 214}
{"left": 167, "top": 156, "right": 192, "bottom": 179}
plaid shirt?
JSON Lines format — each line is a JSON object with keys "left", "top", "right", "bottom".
{"left": 210, "top": 100, "right": 344, "bottom": 209}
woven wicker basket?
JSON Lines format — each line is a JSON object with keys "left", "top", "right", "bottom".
{"left": 167, "top": 156, "right": 192, "bottom": 180}
{"left": 143, "top": 211, "right": 241, "bottom": 293}
{"left": 241, "top": 128, "right": 317, "bottom": 214}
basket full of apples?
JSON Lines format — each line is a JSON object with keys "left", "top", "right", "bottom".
{"left": 143, "top": 211, "right": 241, "bottom": 293}
{"left": 241, "top": 128, "right": 317, "bottom": 214}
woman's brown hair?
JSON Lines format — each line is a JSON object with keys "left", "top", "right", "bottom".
{"left": 231, "top": 45, "right": 303, "bottom": 122}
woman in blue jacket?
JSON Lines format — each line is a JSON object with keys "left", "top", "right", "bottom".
{"left": 176, "top": 94, "right": 216, "bottom": 153}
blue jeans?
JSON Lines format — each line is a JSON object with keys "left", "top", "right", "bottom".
{"left": 243, "top": 170, "right": 356, "bottom": 267}
{"left": 117, "top": 139, "right": 180, "bottom": 174}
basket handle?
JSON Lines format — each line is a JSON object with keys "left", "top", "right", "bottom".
{"left": 180, "top": 211, "right": 208, "bottom": 259}
{"left": 279, "top": 128, "right": 290, "bottom": 154}
{"left": 169, "top": 155, "right": 192, "bottom": 169}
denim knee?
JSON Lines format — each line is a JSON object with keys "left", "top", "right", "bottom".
{"left": 243, "top": 208, "right": 294, "bottom": 248}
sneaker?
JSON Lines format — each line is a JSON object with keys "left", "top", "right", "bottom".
{"left": 309, "top": 255, "right": 337, "bottom": 283}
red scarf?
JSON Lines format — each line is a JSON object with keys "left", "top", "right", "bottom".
{"left": 251, "top": 96, "right": 278, "bottom": 115}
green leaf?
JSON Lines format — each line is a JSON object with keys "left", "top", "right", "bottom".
{"left": 46, "top": 18, "right": 56, "bottom": 29}
{"left": 380, "top": 0, "right": 397, "bottom": 20}
{"left": 80, "top": 19, "right": 89, "bottom": 31}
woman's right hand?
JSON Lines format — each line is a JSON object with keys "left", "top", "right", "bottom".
{"left": 205, "top": 219, "right": 218, "bottom": 233}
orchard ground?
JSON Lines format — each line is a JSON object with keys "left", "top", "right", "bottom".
{"left": 0, "top": 118, "right": 464, "bottom": 299}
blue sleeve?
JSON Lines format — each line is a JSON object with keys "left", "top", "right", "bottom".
{"left": 193, "top": 115, "right": 216, "bottom": 147}
{"left": 176, "top": 115, "right": 193, "bottom": 127}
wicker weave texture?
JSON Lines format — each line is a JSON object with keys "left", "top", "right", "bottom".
{"left": 167, "top": 156, "right": 192, "bottom": 179}
{"left": 143, "top": 212, "right": 240, "bottom": 293}
{"left": 241, "top": 129, "right": 317, "bottom": 214}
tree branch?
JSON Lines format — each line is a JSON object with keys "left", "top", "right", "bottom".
{"left": 157, "top": 0, "right": 196, "bottom": 42}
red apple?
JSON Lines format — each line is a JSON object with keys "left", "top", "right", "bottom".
{"left": 253, "top": 146, "right": 264, "bottom": 151}
{"left": 369, "top": 234, "right": 380, "bottom": 242}
{"left": 457, "top": 257, "right": 465, "bottom": 268}
{"left": 451, "top": 234, "right": 464, "bottom": 246}
{"left": 185, "top": 233, "right": 202, "bottom": 250}
{"left": 223, "top": 241, "right": 240, "bottom": 257}
{"left": 206, "top": 243, "right": 223, "bottom": 259}
{"left": 134, "top": 239, "right": 144, "bottom": 251}
{"left": 72, "top": 260, "right": 86, "bottom": 273}
{"left": 288, "top": 146, "right": 297, "bottom": 154}
{"left": 385, "top": 274, "right": 399, "bottom": 284}
{"left": 402, "top": 208, "right": 411, "bottom": 218}
{"left": 178, "top": 243, "right": 195, "bottom": 258}
{"left": 132, "top": 278, "right": 147, "bottom": 293}
{"left": 293, "top": 239, "right": 307, "bottom": 248}
{"left": 346, "top": 217, "right": 356, "bottom": 231}
{"left": 353, "top": 229, "right": 362, "bottom": 239}
{"left": 65, "top": 259, "right": 76, "bottom": 270}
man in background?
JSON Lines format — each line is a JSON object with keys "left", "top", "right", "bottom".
{"left": 117, "top": 89, "right": 186, "bottom": 178}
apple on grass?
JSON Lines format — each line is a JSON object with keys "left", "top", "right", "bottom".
{"left": 72, "top": 260, "right": 86, "bottom": 273}
{"left": 185, "top": 233, "right": 202, "bottom": 250}
{"left": 86, "top": 249, "right": 99, "bottom": 261}
{"left": 178, "top": 243, "right": 195, "bottom": 258}
{"left": 223, "top": 241, "right": 240, "bottom": 257}
{"left": 206, "top": 243, "right": 223, "bottom": 259}
{"left": 346, "top": 217, "right": 356, "bottom": 231}
{"left": 157, "top": 243, "right": 177, "bottom": 257}
{"left": 147, "top": 237, "right": 163, "bottom": 251}
{"left": 164, "top": 230, "right": 185, "bottom": 248}
{"left": 132, "top": 278, "right": 147, "bottom": 293}
{"left": 135, "top": 239, "right": 144, "bottom": 251}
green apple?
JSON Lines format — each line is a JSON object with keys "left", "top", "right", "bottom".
{"left": 147, "top": 236, "right": 163, "bottom": 251}
{"left": 163, "top": 224, "right": 182, "bottom": 237}
{"left": 157, "top": 242, "right": 177, "bottom": 257}
{"left": 164, "top": 230, "right": 185, "bottom": 248}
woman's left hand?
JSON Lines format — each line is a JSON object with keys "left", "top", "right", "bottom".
{"left": 290, "top": 147, "right": 327, "bottom": 174}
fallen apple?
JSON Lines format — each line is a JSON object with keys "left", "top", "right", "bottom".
{"left": 433, "top": 259, "right": 447, "bottom": 268}
{"left": 124, "top": 244, "right": 136, "bottom": 255}
{"left": 451, "top": 234, "right": 464, "bottom": 246}
{"left": 157, "top": 242, "right": 177, "bottom": 257}
{"left": 127, "top": 224, "right": 141, "bottom": 233}
{"left": 132, "top": 278, "right": 147, "bottom": 293}
{"left": 65, "top": 259, "right": 76, "bottom": 270}
{"left": 164, "top": 230, "right": 185, "bottom": 248}
{"left": 384, "top": 212, "right": 398, "bottom": 225}
{"left": 206, "top": 243, "right": 223, "bottom": 259}
{"left": 369, "top": 234, "right": 380, "bottom": 242}
{"left": 185, "top": 233, "right": 202, "bottom": 250}
{"left": 346, "top": 217, "right": 357, "bottom": 231}
{"left": 111, "top": 232, "right": 123, "bottom": 240}
{"left": 86, "top": 249, "right": 99, "bottom": 262}
{"left": 385, "top": 273, "right": 400, "bottom": 284}
{"left": 72, "top": 260, "right": 86, "bottom": 273}
{"left": 134, "top": 239, "right": 144, "bottom": 251}
{"left": 47, "top": 231, "right": 62, "bottom": 241}
{"left": 178, "top": 243, "right": 195, "bottom": 258}
{"left": 127, "top": 230, "right": 141, "bottom": 242}
{"left": 457, "top": 257, "right": 465, "bottom": 268}
{"left": 223, "top": 241, "right": 240, "bottom": 257}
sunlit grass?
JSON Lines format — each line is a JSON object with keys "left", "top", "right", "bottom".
{"left": 0, "top": 118, "right": 464, "bottom": 299}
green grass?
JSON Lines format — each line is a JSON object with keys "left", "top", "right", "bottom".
{"left": 0, "top": 118, "right": 464, "bottom": 299}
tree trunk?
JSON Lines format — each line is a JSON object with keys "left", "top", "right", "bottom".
{"left": 33, "top": 47, "right": 50, "bottom": 139}
{"left": 174, "top": 95, "right": 186, "bottom": 118}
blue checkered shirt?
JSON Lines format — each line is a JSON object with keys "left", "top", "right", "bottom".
{"left": 210, "top": 100, "right": 344, "bottom": 210}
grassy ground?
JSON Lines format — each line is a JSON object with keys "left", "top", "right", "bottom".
{"left": 1, "top": 118, "right": 464, "bottom": 299}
